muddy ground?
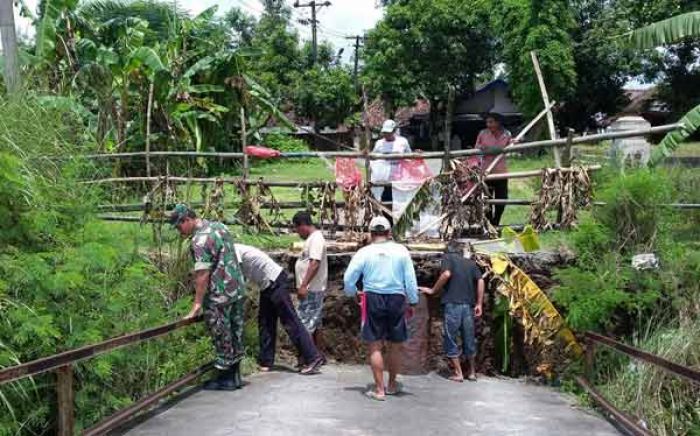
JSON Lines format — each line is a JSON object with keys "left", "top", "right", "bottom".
{"left": 254, "top": 250, "right": 574, "bottom": 377}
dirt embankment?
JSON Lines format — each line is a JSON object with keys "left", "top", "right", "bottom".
{"left": 263, "top": 250, "right": 572, "bottom": 376}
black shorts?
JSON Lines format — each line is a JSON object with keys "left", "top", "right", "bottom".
{"left": 361, "top": 292, "right": 408, "bottom": 343}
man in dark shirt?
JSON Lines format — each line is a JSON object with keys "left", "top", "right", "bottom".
{"left": 420, "top": 241, "right": 484, "bottom": 382}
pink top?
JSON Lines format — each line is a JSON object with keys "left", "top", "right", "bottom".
{"left": 475, "top": 128, "right": 511, "bottom": 174}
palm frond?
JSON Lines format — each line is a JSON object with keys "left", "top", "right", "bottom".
{"left": 649, "top": 103, "right": 700, "bottom": 166}
{"left": 627, "top": 11, "right": 700, "bottom": 49}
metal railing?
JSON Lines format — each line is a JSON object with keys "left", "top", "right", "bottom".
{"left": 0, "top": 316, "right": 206, "bottom": 435}
{"left": 576, "top": 331, "right": 700, "bottom": 436}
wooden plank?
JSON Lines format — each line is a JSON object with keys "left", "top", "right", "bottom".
{"left": 56, "top": 365, "right": 74, "bottom": 436}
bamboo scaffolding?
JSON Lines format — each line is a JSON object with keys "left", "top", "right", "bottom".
{"left": 77, "top": 123, "right": 680, "bottom": 162}
{"left": 83, "top": 165, "right": 603, "bottom": 186}
{"left": 96, "top": 198, "right": 700, "bottom": 213}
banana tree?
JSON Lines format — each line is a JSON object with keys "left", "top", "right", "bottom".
{"left": 623, "top": 12, "right": 700, "bottom": 166}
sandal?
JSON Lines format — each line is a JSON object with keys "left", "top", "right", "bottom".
{"left": 300, "top": 357, "right": 323, "bottom": 375}
{"left": 365, "top": 390, "right": 386, "bottom": 401}
{"left": 467, "top": 374, "right": 477, "bottom": 382}
{"left": 385, "top": 382, "right": 403, "bottom": 395}
{"left": 448, "top": 375, "right": 464, "bottom": 383}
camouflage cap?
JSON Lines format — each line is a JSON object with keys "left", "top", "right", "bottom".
{"left": 168, "top": 204, "right": 194, "bottom": 227}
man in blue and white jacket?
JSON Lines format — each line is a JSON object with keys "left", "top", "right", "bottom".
{"left": 343, "top": 216, "right": 419, "bottom": 401}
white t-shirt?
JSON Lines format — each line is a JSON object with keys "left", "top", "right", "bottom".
{"left": 235, "top": 244, "right": 283, "bottom": 290}
{"left": 294, "top": 230, "right": 328, "bottom": 292}
{"left": 370, "top": 135, "right": 411, "bottom": 183}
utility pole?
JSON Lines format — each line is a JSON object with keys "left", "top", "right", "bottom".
{"left": 0, "top": 0, "right": 20, "bottom": 93}
{"left": 293, "top": 1, "right": 331, "bottom": 64}
{"left": 345, "top": 35, "right": 364, "bottom": 87}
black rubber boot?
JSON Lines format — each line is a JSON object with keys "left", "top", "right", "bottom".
{"left": 203, "top": 368, "right": 238, "bottom": 391}
{"left": 231, "top": 362, "right": 243, "bottom": 389}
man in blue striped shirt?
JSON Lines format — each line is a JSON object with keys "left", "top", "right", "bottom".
{"left": 343, "top": 216, "right": 419, "bottom": 401}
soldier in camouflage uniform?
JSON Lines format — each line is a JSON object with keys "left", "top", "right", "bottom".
{"left": 170, "top": 204, "right": 246, "bottom": 390}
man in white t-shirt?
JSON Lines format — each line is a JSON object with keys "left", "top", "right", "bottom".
{"left": 371, "top": 119, "right": 412, "bottom": 203}
{"left": 235, "top": 244, "right": 323, "bottom": 375}
{"left": 292, "top": 211, "right": 329, "bottom": 364}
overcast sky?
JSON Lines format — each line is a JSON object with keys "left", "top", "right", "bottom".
{"left": 12, "top": 0, "right": 384, "bottom": 63}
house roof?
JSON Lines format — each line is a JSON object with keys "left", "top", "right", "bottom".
{"left": 621, "top": 87, "right": 669, "bottom": 114}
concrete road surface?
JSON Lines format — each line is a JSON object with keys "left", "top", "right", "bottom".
{"left": 124, "top": 365, "right": 620, "bottom": 436}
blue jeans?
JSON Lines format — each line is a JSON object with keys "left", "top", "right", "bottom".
{"left": 443, "top": 303, "right": 476, "bottom": 358}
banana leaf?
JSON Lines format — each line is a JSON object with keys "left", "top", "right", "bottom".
{"left": 649, "top": 103, "right": 700, "bottom": 166}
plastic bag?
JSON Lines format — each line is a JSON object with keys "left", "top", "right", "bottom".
{"left": 395, "top": 158, "right": 433, "bottom": 183}
{"left": 335, "top": 158, "right": 363, "bottom": 190}
{"left": 244, "top": 145, "right": 281, "bottom": 159}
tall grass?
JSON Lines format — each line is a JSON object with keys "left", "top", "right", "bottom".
{"left": 599, "top": 318, "right": 700, "bottom": 435}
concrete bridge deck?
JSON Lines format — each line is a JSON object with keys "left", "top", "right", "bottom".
{"left": 124, "top": 365, "right": 619, "bottom": 436}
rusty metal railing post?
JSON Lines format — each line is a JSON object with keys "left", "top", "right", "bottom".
{"left": 56, "top": 365, "right": 74, "bottom": 436}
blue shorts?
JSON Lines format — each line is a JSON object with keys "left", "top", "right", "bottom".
{"left": 361, "top": 292, "right": 408, "bottom": 343}
{"left": 443, "top": 303, "right": 476, "bottom": 358}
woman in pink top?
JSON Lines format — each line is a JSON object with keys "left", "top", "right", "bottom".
{"left": 475, "top": 113, "right": 512, "bottom": 226}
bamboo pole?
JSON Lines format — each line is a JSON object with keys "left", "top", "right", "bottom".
{"left": 531, "top": 51, "right": 561, "bottom": 167}
{"left": 362, "top": 85, "right": 372, "bottom": 184}
{"left": 145, "top": 83, "right": 154, "bottom": 178}
{"left": 444, "top": 85, "right": 455, "bottom": 171}
{"left": 0, "top": 0, "right": 20, "bottom": 93}
{"left": 241, "top": 107, "right": 250, "bottom": 181}
{"left": 84, "top": 164, "right": 603, "bottom": 186}
{"left": 75, "top": 123, "right": 680, "bottom": 162}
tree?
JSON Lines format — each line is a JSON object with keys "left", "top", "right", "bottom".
{"left": 246, "top": 2, "right": 302, "bottom": 100}
{"left": 557, "top": 0, "right": 640, "bottom": 132}
{"left": 495, "top": 0, "right": 577, "bottom": 120}
{"left": 223, "top": 7, "right": 256, "bottom": 47}
{"left": 620, "top": 7, "right": 700, "bottom": 165}
{"left": 292, "top": 65, "right": 357, "bottom": 129}
{"left": 615, "top": 0, "right": 700, "bottom": 118}
{"left": 363, "top": 0, "right": 496, "bottom": 145}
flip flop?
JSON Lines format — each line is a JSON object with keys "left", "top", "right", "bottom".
{"left": 385, "top": 382, "right": 403, "bottom": 395}
{"left": 365, "top": 390, "right": 386, "bottom": 402}
{"left": 448, "top": 375, "right": 464, "bottom": 383}
{"left": 467, "top": 374, "right": 477, "bottom": 382}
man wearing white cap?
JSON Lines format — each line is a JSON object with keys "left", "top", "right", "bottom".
{"left": 343, "top": 216, "right": 419, "bottom": 401}
{"left": 370, "top": 119, "right": 412, "bottom": 202}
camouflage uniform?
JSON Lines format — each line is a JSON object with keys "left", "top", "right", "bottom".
{"left": 191, "top": 220, "right": 246, "bottom": 370}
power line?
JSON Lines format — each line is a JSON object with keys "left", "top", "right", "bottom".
{"left": 345, "top": 35, "right": 364, "bottom": 86}
{"left": 293, "top": 1, "right": 331, "bottom": 64}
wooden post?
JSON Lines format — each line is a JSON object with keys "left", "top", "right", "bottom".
{"left": 563, "top": 128, "right": 574, "bottom": 167}
{"left": 145, "top": 82, "right": 154, "bottom": 178}
{"left": 530, "top": 51, "right": 561, "bottom": 168}
{"left": 0, "top": 0, "right": 20, "bottom": 93}
{"left": 584, "top": 342, "right": 596, "bottom": 382}
{"left": 444, "top": 85, "right": 455, "bottom": 172}
{"left": 240, "top": 107, "right": 249, "bottom": 181}
{"left": 56, "top": 365, "right": 74, "bottom": 436}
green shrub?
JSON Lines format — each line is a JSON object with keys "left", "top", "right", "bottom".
{"left": 0, "top": 97, "right": 211, "bottom": 434}
{"left": 553, "top": 169, "right": 694, "bottom": 333}
{"left": 264, "top": 133, "right": 310, "bottom": 153}
{"left": 594, "top": 169, "right": 676, "bottom": 253}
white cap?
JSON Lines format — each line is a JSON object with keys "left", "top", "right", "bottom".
{"left": 369, "top": 216, "right": 392, "bottom": 232}
{"left": 380, "top": 119, "right": 397, "bottom": 133}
